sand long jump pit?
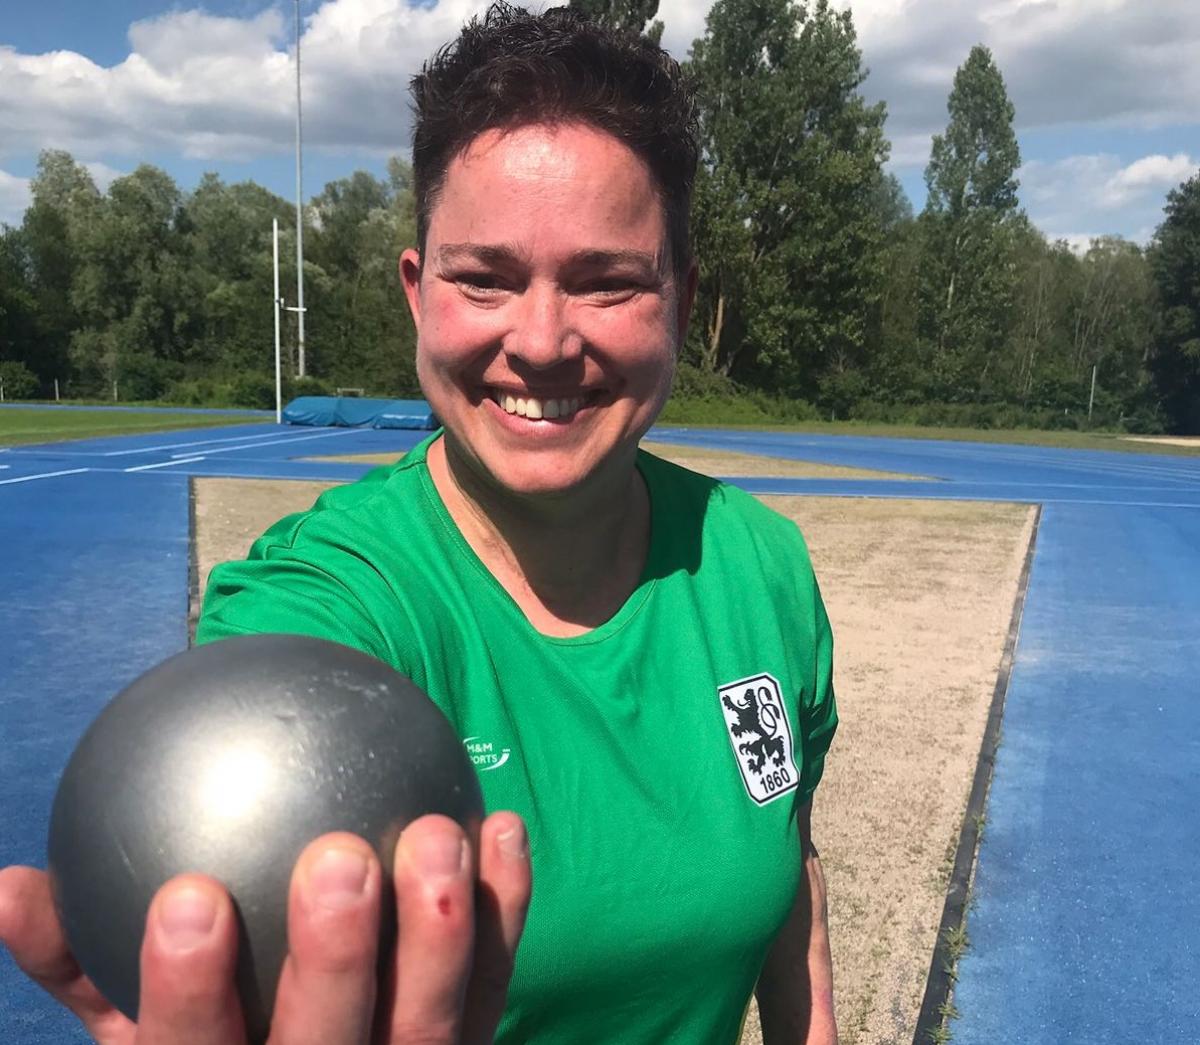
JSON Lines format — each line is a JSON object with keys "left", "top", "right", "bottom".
{"left": 191, "top": 442, "right": 1035, "bottom": 1045}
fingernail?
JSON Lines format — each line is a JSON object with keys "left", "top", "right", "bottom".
{"left": 497, "top": 824, "right": 528, "bottom": 862}
{"left": 414, "top": 833, "right": 468, "bottom": 878}
{"left": 158, "top": 885, "right": 217, "bottom": 951}
{"left": 308, "top": 846, "right": 370, "bottom": 909}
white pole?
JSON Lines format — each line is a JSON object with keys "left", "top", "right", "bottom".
{"left": 294, "top": 0, "right": 306, "bottom": 379}
{"left": 1088, "top": 362, "right": 1098, "bottom": 422}
{"left": 54, "top": 378, "right": 60, "bottom": 402}
{"left": 274, "top": 218, "right": 283, "bottom": 425}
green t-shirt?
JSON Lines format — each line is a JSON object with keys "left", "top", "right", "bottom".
{"left": 197, "top": 435, "right": 837, "bottom": 1044}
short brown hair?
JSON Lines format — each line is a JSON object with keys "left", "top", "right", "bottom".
{"left": 410, "top": 2, "right": 698, "bottom": 274}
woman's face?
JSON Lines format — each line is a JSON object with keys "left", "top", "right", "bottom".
{"left": 401, "top": 122, "right": 695, "bottom": 501}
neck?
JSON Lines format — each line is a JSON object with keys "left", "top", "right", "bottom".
{"left": 427, "top": 436, "right": 650, "bottom": 638}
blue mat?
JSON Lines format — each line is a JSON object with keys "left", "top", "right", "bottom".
{"left": 283, "top": 396, "right": 437, "bottom": 430}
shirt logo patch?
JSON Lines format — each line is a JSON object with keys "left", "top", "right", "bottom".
{"left": 718, "top": 673, "right": 799, "bottom": 806}
{"left": 463, "top": 736, "right": 511, "bottom": 772}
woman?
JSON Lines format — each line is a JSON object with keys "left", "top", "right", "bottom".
{"left": 0, "top": 6, "right": 838, "bottom": 1043}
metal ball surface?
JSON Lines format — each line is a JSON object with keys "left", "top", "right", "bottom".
{"left": 47, "top": 634, "right": 483, "bottom": 1042}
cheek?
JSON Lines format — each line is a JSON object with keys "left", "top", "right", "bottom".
{"left": 419, "top": 295, "right": 503, "bottom": 368}
{"left": 577, "top": 300, "right": 677, "bottom": 370}
{"left": 581, "top": 291, "right": 674, "bottom": 342}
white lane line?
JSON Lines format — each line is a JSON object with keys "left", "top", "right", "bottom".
{"left": 733, "top": 486, "right": 1200, "bottom": 509}
{"left": 172, "top": 429, "right": 361, "bottom": 458}
{"left": 125, "top": 456, "right": 207, "bottom": 473}
{"left": 0, "top": 467, "right": 89, "bottom": 486}
{"left": 103, "top": 429, "right": 290, "bottom": 457}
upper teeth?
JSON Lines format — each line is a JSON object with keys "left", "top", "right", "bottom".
{"left": 496, "top": 393, "right": 584, "bottom": 420}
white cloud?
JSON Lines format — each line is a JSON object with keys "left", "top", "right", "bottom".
{"left": 1020, "top": 152, "right": 1196, "bottom": 245}
{"left": 0, "top": 169, "right": 32, "bottom": 227}
{"left": 827, "top": 0, "right": 1200, "bottom": 162}
{"left": 1, "top": 0, "right": 1198, "bottom": 244}
{"left": 83, "top": 161, "right": 126, "bottom": 194}
{"left": 656, "top": 0, "right": 711, "bottom": 61}
{"left": 3, "top": 0, "right": 1197, "bottom": 164}
{"left": 1102, "top": 152, "right": 1196, "bottom": 207}
{"left": 0, "top": 2, "right": 490, "bottom": 163}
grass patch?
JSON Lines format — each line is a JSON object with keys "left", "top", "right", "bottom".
{"left": 0, "top": 407, "right": 268, "bottom": 447}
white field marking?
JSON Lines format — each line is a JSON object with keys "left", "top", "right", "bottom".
{"left": 124, "top": 456, "right": 207, "bottom": 473}
{"left": 665, "top": 433, "right": 1200, "bottom": 483}
{"left": 103, "top": 429, "right": 291, "bottom": 457}
{"left": 735, "top": 486, "right": 1200, "bottom": 509}
{"left": 0, "top": 464, "right": 8, "bottom": 470}
{"left": 171, "top": 429, "right": 361, "bottom": 458}
{"left": 0, "top": 467, "right": 89, "bottom": 486}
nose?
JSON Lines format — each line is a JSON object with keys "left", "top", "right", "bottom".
{"left": 505, "top": 283, "right": 583, "bottom": 370}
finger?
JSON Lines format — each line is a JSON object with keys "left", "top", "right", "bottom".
{"left": 378, "top": 815, "right": 474, "bottom": 1045}
{"left": 461, "top": 813, "right": 531, "bottom": 1045}
{"left": 0, "top": 865, "right": 134, "bottom": 1043}
{"left": 269, "top": 833, "right": 382, "bottom": 1045}
{"left": 135, "top": 874, "right": 247, "bottom": 1045}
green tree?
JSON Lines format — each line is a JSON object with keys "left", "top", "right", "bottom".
{"left": 918, "top": 45, "right": 1022, "bottom": 399}
{"left": 1006, "top": 224, "right": 1078, "bottom": 406}
{"left": 1149, "top": 171, "right": 1200, "bottom": 432}
{"left": 568, "top": 0, "right": 662, "bottom": 42}
{"left": 868, "top": 214, "right": 922, "bottom": 402}
{"left": 20, "top": 151, "right": 101, "bottom": 388}
{"left": 69, "top": 165, "right": 191, "bottom": 398}
{"left": 0, "top": 228, "right": 39, "bottom": 382}
{"left": 1070, "top": 237, "right": 1155, "bottom": 404}
{"left": 687, "top": 0, "right": 889, "bottom": 400}
{"left": 306, "top": 161, "right": 419, "bottom": 394}
{"left": 872, "top": 172, "right": 913, "bottom": 232}
{"left": 182, "top": 174, "right": 293, "bottom": 380}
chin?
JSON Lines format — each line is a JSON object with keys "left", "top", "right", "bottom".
{"left": 483, "top": 459, "right": 607, "bottom": 500}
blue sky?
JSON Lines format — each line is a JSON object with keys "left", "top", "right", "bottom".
{"left": 1, "top": 0, "right": 1197, "bottom": 248}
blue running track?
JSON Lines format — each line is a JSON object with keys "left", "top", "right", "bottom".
{"left": 2, "top": 421, "right": 1198, "bottom": 1042}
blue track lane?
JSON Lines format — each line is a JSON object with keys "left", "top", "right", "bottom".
{"left": 2, "top": 421, "right": 1199, "bottom": 1041}
{"left": 1, "top": 472, "right": 190, "bottom": 1043}
{"left": 951, "top": 504, "right": 1200, "bottom": 1044}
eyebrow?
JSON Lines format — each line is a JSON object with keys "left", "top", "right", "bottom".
{"left": 435, "top": 243, "right": 663, "bottom": 275}
{"left": 435, "top": 243, "right": 531, "bottom": 268}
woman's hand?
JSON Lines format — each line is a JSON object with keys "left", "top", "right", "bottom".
{"left": 0, "top": 811, "right": 531, "bottom": 1045}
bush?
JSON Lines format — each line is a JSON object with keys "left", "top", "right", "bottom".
{"left": 671, "top": 363, "right": 741, "bottom": 400}
{"left": 229, "top": 372, "right": 277, "bottom": 410}
{"left": 287, "top": 375, "right": 333, "bottom": 399}
{"left": 0, "top": 361, "right": 38, "bottom": 400}
{"left": 163, "top": 377, "right": 220, "bottom": 406}
{"left": 117, "top": 355, "right": 179, "bottom": 402}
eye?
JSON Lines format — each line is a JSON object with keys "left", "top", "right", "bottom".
{"left": 454, "top": 272, "right": 509, "bottom": 299}
{"left": 458, "top": 273, "right": 502, "bottom": 290}
{"left": 580, "top": 279, "right": 644, "bottom": 302}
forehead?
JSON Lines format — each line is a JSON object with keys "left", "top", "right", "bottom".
{"left": 427, "top": 122, "right": 666, "bottom": 250}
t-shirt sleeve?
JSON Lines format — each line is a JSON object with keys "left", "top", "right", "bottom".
{"left": 798, "top": 575, "right": 838, "bottom": 807}
{"left": 195, "top": 513, "right": 393, "bottom": 664}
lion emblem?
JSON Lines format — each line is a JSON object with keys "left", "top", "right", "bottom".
{"left": 722, "top": 685, "right": 786, "bottom": 775}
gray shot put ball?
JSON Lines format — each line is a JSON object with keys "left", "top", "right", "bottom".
{"left": 47, "top": 634, "right": 484, "bottom": 1042}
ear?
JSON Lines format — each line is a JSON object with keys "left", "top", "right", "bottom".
{"left": 676, "top": 260, "right": 699, "bottom": 348}
{"left": 400, "top": 248, "right": 423, "bottom": 330}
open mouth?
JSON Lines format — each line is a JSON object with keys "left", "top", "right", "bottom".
{"left": 489, "top": 389, "right": 600, "bottom": 420}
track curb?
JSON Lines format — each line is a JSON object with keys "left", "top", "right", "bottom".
{"left": 911, "top": 503, "right": 1044, "bottom": 1043}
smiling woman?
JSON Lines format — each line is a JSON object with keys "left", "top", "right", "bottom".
{"left": 402, "top": 122, "right": 690, "bottom": 511}
{"left": 0, "top": 6, "right": 837, "bottom": 1045}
